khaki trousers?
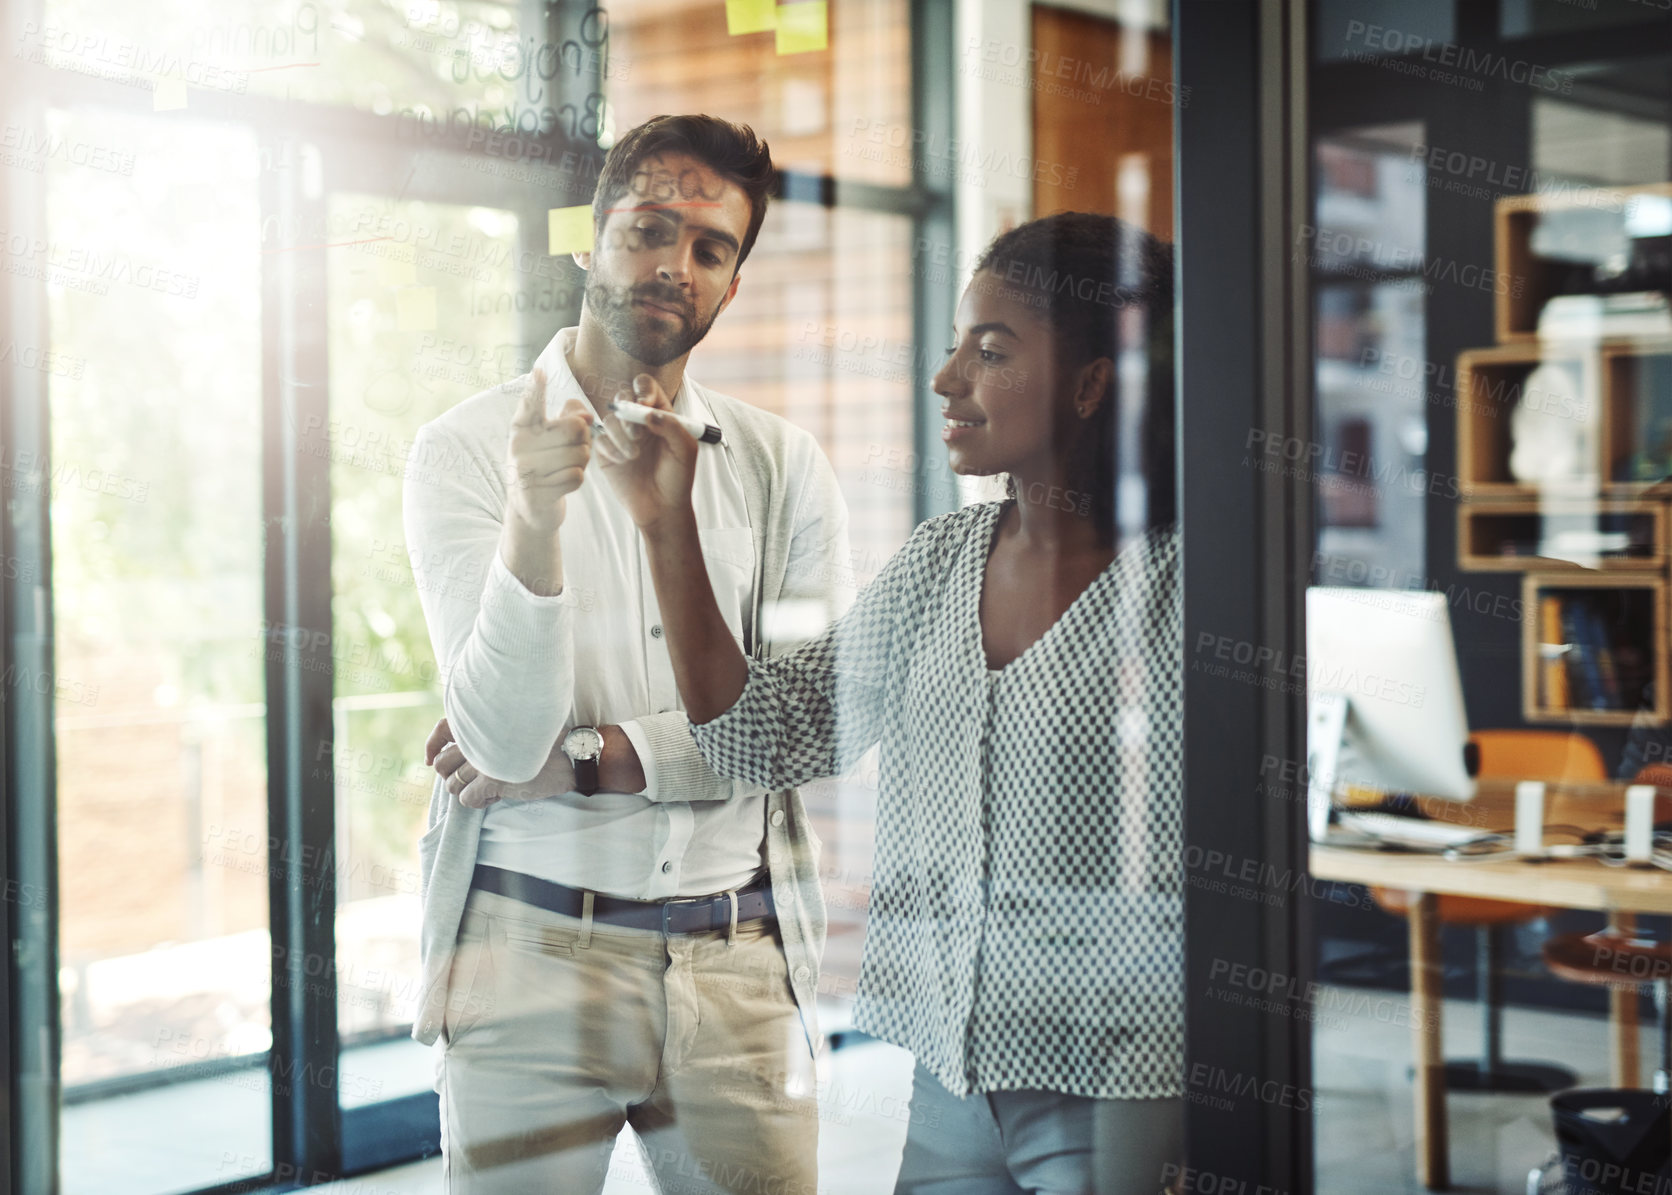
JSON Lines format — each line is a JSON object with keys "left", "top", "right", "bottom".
{"left": 438, "top": 888, "right": 819, "bottom": 1195}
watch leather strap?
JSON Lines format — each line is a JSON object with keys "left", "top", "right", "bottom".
{"left": 572, "top": 753, "right": 599, "bottom": 797}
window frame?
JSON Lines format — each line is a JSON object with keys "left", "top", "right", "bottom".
{"left": 1176, "top": 0, "right": 1315, "bottom": 1186}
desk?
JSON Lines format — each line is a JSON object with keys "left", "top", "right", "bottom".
{"left": 1309, "top": 783, "right": 1671, "bottom": 1190}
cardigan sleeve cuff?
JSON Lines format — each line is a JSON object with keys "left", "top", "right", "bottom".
{"left": 629, "top": 709, "right": 732, "bottom": 802}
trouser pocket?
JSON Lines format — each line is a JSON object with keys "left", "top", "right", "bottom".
{"left": 442, "top": 911, "right": 494, "bottom": 1043}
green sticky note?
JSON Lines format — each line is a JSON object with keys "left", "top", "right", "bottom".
{"left": 153, "top": 78, "right": 188, "bottom": 111}
{"left": 396, "top": 286, "right": 437, "bottom": 332}
{"left": 549, "top": 205, "right": 595, "bottom": 255}
{"left": 726, "top": 0, "right": 776, "bottom": 34}
{"left": 775, "top": 1, "right": 827, "bottom": 54}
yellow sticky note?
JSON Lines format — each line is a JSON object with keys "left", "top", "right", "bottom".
{"left": 726, "top": 0, "right": 775, "bottom": 34}
{"left": 379, "top": 253, "right": 417, "bottom": 286}
{"left": 549, "top": 205, "right": 594, "bottom": 255}
{"left": 775, "top": 1, "right": 827, "bottom": 54}
{"left": 396, "top": 286, "right": 436, "bottom": 331}
{"left": 153, "top": 78, "right": 188, "bottom": 111}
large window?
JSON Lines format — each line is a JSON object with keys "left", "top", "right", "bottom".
{"left": 48, "top": 109, "right": 272, "bottom": 1195}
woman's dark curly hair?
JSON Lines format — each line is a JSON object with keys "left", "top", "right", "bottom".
{"left": 973, "top": 212, "right": 1175, "bottom": 536}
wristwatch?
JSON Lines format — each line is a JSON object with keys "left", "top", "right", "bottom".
{"left": 561, "top": 726, "right": 605, "bottom": 796}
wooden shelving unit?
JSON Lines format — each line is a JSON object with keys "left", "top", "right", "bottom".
{"left": 1458, "top": 500, "right": 1663, "bottom": 572}
{"left": 1602, "top": 338, "right": 1672, "bottom": 489}
{"left": 1494, "top": 183, "right": 1672, "bottom": 344}
{"left": 1521, "top": 573, "right": 1667, "bottom": 726}
{"left": 1456, "top": 343, "right": 1597, "bottom": 498}
{"left": 1458, "top": 184, "right": 1672, "bottom": 726}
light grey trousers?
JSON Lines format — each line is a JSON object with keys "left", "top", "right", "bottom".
{"left": 894, "top": 1062, "right": 1184, "bottom": 1195}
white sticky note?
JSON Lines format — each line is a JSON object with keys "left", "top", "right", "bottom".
{"left": 153, "top": 78, "right": 188, "bottom": 111}
{"left": 549, "top": 206, "right": 594, "bottom": 255}
{"left": 396, "top": 286, "right": 436, "bottom": 332}
{"left": 726, "top": 0, "right": 776, "bottom": 34}
{"left": 380, "top": 254, "right": 417, "bottom": 286}
{"left": 775, "top": 1, "right": 827, "bottom": 54}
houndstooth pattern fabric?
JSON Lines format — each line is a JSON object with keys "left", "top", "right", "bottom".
{"left": 691, "top": 501, "right": 1184, "bottom": 1100}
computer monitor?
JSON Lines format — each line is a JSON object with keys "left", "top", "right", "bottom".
{"left": 1305, "top": 587, "right": 1477, "bottom": 839}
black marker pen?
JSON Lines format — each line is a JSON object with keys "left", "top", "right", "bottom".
{"left": 608, "top": 397, "right": 724, "bottom": 445}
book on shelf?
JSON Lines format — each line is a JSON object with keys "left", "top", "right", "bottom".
{"left": 1558, "top": 601, "right": 1602, "bottom": 708}
{"left": 1539, "top": 594, "right": 1570, "bottom": 710}
{"left": 1583, "top": 602, "right": 1623, "bottom": 708}
{"left": 1545, "top": 593, "right": 1630, "bottom": 712}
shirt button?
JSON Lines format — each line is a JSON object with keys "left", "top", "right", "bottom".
{"left": 661, "top": 860, "right": 672, "bottom": 873}
{"left": 793, "top": 965, "right": 811, "bottom": 983}
{"left": 650, "top": 624, "right": 663, "bottom": 639}
{"left": 770, "top": 810, "right": 786, "bottom": 828}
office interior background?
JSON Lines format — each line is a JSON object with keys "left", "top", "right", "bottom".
{"left": 5, "top": 0, "right": 1672, "bottom": 1191}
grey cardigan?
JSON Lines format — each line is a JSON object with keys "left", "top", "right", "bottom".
{"left": 404, "top": 369, "right": 852, "bottom": 1054}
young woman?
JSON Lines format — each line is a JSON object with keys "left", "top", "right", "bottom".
{"left": 595, "top": 211, "right": 1183, "bottom": 1194}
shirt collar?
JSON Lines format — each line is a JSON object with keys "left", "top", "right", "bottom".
{"left": 534, "top": 326, "right": 709, "bottom": 422}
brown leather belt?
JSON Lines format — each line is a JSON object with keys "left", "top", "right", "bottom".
{"left": 470, "top": 864, "right": 776, "bottom": 934}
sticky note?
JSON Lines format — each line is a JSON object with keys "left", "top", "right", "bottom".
{"left": 379, "top": 254, "right": 417, "bottom": 286}
{"left": 775, "top": 1, "right": 827, "bottom": 54}
{"left": 153, "top": 78, "right": 188, "bottom": 111}
{"left": 396, "top": 286, "right": 436, "bottom": 331}
{"left": 726, "top": 0, "right": 775, "bottom": 34}
{"left": 548, "top": 205, "right": 594, "bottom": 255}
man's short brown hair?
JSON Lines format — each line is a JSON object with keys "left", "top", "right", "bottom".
{"left": 592, "top": 115, "right": 775, "bottom": 271}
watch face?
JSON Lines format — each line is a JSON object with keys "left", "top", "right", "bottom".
{"left": 564, "top": 726, "right": 604, "bottom": 761}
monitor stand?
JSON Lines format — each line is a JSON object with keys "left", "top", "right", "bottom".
{"left": 1307, "top": 691, "right": 1349, "bottom": 841}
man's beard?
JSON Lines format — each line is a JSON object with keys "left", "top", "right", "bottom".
{"left": 583, "top": 274, "right": 722, "bottom": 368}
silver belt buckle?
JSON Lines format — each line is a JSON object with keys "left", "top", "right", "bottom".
{"left": 660, "top": 895, "right": 711, "bottom": 935}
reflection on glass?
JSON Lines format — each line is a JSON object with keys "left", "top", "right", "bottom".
{"left": 587, "top": 208, "right": 1184, "bottom": 1190}
{"left": 1313, "top": 130, "right": 1428, "bottom": 588}
{"left": 325, "top": 195, "right": 520, "bottom": 1099}
{"left": 694, "top": 203, "right": 917, "bottom": 573}
{"left": 1312, "top": 0, "right": 1454, "bottom": 64}
{"left": 1533, "top": 92, "right": 1672, "bottom": 194}
{"left": 596, "top": 1, "right": 917, "bottom": 1025}
{"left": 35, "top": 0, "right": 610, "bottom": 126}
{"left": 1310, "top": 27, "right": 1672, "bottom": 1195}
{"left": 671, "top": 199, "right": 916, "bottom": 1031}
{"left": 605, "top": 0, "right": 912, "bottom": 187}
{"left": 15, "top": 0, "right": 1189, "bottom": 1187}
{"left": 1501, "top": 0, "right": 1658, "bottom": 38}
{"left": 47, "top": 110, "right": 271, "bottom": 1193}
